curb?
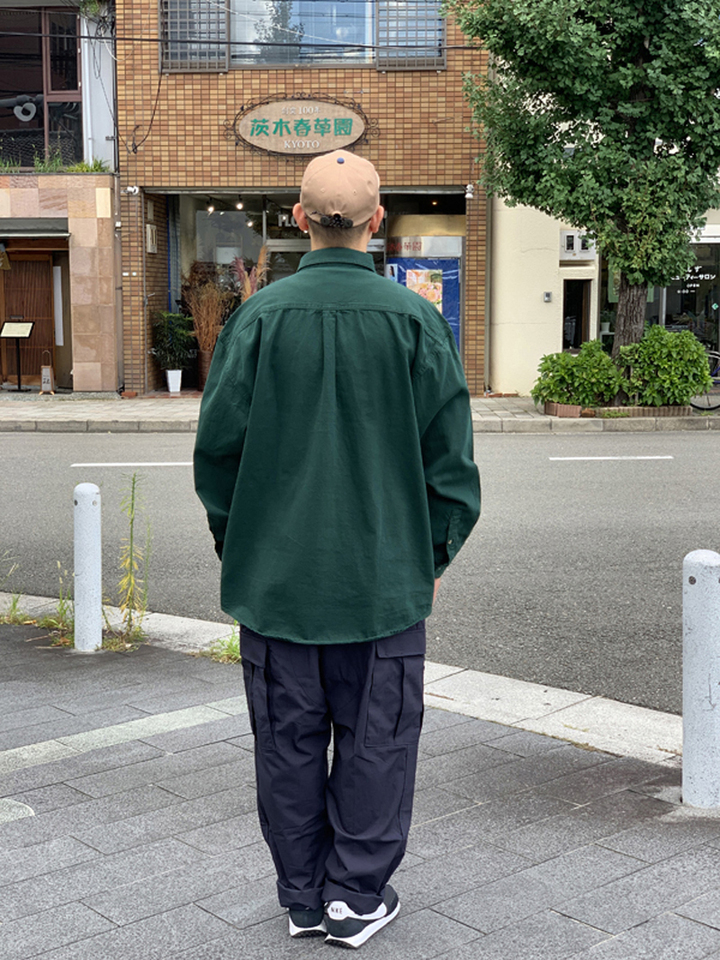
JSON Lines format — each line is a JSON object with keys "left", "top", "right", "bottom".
{"left": 0, "top": 415, "right": 718, "bottom": 434}
{"left": 0, "top": 593, "right": 682, "bottom": 766}
{"left": 472, "top": 415, "right": 720, "bottom": 434}
{"left": 0, "top": 419, "right": 198, "bottom": 433}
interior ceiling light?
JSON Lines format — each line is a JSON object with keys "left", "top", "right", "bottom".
{"left": 246, "top": 219, "right": 254, "bottom": 228}
{"left": 431, "top": 199, "right": 438, "bottom": 206}
{"left": 236, "top": 197, "right": 244, "bottom": 210}
{"left": 206, "top": 198, "right": 215, "bottom": 214}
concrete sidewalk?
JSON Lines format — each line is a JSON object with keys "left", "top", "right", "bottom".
{"left": 1, "top": 389, "right": 719, "bottom": 433}
{"left": 3, "top": 615, "right": 720, "bottom": 960}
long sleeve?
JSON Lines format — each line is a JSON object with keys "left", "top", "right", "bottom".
{"left": 193, "top": 319, "right": 257, "bottom": 557}
{"left": 414, "top": 335, "right": 481, "bottom": 577}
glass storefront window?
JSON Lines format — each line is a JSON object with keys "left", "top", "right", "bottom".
{"left": 195, "top": 207, "right": 263, "bottom": 274}
{"left": 666, "top": 245, "right": 720, "bottom": 349}
{"left": 600, "top": 246, "right": 720, "bottom": 351}
{"left": 180, "top": 192, "right": 465, "bottom": 298}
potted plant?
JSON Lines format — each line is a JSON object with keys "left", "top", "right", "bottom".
{"left": 150, "top": 312, "right": 196, "bottom": 394}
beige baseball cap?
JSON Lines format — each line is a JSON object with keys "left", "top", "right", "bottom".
{"left": 300, "top": 150, "right": 380, "bottom": 229}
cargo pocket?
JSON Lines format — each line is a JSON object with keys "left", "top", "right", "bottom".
{"left": 364, "top": 623, "right": 426, "bottom": 748}
{"left": 240, "top": 629, "right": 276, "bottom": 753}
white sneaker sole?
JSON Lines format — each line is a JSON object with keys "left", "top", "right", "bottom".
{"left": 325, "top": 900, "right": 400, "bottom": 949}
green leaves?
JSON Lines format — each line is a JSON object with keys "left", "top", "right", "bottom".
{"left": 448, "top": 0, "right": 720, "bottom": 288}
{"left": 531, "top": 340, "right": 624, "bottom": 406}
{"left": 531, "top": 328, "right": 712, "bottom": 407}
{"left": 620, "top": 325, "right": 713, "bottom": 405}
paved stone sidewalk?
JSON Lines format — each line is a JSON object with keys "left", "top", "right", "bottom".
{"left": 3, "top": 623, "right": 720, "bottom": 959}
{"left": 1, "top": 389, "right": 718, "bottom": 433}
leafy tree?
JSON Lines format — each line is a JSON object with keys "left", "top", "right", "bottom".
{"left": 446, "top": 0, "right": 720, "bottom": 356}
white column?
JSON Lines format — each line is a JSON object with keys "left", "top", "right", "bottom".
{"left": 73, "top": 483, "right": 102, "bottom": 653}
{"left": 683, "top": 549, "right": 720, "bottom": 807}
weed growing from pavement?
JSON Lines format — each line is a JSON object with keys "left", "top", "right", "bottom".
{"left": 103, "top": 472, "right": 151, "bottom": 650}
{"left": 0, "top": 592, "right": 32, "bottom": 625}
{"left": 37, "top": 563, "right": 75, "bottom": 646}
{"left": 200, "top": 622, "right": 242, "bottom": 663}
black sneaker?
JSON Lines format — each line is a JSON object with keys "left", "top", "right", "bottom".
{"left": 288, "top": 905, "right": 326, "bottom": 938}
{"left": 324, "top": 885, "right": 400, "bottom": 949}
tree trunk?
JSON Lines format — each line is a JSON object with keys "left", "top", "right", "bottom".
{"left": 611, "top": 273, "right": 648, "bottom": 360}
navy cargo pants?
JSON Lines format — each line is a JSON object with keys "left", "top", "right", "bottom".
{"left": 240, "top": 621, "right": 425, "bottom": 915}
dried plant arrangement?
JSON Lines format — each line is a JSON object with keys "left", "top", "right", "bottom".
{"left": 184, "top": 281, "right": 232, "bottom": 354}
{"left": 232, "top": 245, "right": 269, "bottom": 303}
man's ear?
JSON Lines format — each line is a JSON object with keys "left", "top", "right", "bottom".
{"left": 293, "top": 203, "right": 309, "bottom": 233}
{"left": 369, "top": 205, "right": 385, "bottom": 235}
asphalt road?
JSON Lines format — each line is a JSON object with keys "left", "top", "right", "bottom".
{"left": 1, "top": 431, "right": 717, "bottom": 715}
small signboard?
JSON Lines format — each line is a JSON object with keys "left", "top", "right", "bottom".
{"left": 0, "top": 320, "right": 34, "bottom": 339}
{"left": 0, "top": 320, "right": 34, "bottom": 392}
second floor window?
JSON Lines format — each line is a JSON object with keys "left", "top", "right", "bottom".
{"left": 0, "top": 9, "right": 82, "bottom": 168}
{"left": 161, "top": 0, "right": 444, "bottom": 71}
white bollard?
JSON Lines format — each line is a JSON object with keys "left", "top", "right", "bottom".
{"left": 683, "top": 549, "right": 720, "bottom": 807}
{"left": 74, "top": 483, "right": 102, "bottom": 653}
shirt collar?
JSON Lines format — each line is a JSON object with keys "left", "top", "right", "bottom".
{"left": 297, "top": 248, "right": 376, "bottom": 272}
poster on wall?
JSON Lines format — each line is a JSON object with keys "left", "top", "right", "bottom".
{"left": 386, "top": 258, "right": 461, "bottom": 347}
{"left": 406, "top": 269, "right": 444, "bottom": 312}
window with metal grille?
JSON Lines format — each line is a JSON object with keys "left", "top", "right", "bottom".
{"left": 161, "top": 0, "right": 444, "bottom": 70}
{"left": 161, "top": 0, "right": 229, "bottom": 72}
{"left": 377, "top": 0, "right": 444, "bottom": 70}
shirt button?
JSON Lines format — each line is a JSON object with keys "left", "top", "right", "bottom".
{"left": 448, "top": 539, "right": 453, "bottom": 545}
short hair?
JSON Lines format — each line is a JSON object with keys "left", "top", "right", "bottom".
{"left": 306, "top": 217, "right": 369, "bottom": 249}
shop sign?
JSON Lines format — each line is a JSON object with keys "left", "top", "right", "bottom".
{"left": 224, "top": 96, "right": 376, "bottom": 157}
{"left": 387, "top": 236, "right": 463, "bottom": 258}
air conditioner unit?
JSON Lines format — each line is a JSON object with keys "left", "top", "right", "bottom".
{"left": 560, "top": 230, "right": 596, "bottom": 261}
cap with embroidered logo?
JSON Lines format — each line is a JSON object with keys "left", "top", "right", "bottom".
{"left": 300, "top": 150, "right": 380, "bottom": 229}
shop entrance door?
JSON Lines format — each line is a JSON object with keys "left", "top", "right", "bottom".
{"left": 0, "top": 254, "right": 54, "bottom": 385}
{"left": 563, "top": 279, "right": 590, "bottom": 350}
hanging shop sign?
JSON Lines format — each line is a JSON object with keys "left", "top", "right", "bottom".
{"left": 224, "top": 95, "right": 378, "bottom": 158}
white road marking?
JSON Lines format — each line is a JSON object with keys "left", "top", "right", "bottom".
{"left": 71, "top": 461, "right": 193, "bottom": 468}
{"left": 549, "top": 456, "right": 674, "bottom": 461}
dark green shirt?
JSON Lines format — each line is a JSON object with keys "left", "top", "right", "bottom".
{"left": 194, "top": 247, "right": 480, "bottom": 644}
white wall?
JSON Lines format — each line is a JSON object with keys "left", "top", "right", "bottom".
{"left": 81, "top": 20, "right": 116, "bottom": 170}
{"left": 489, "top": 199, "right": 599, "bottom": 395}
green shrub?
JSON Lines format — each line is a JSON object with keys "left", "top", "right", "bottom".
{"left": 620, "top": 326, "right": 712, "bottom": 406}
{"left": 531, "top": 340, "right": 624, "bottom": 407}
{"left": 150, "top": 312, "right": 196, "bottom": 370}
{"left": 530, "top": 350, "right": 579, "bottom": 405}
{"left": 571, "top": 341, "right": 626, "bottom": 407}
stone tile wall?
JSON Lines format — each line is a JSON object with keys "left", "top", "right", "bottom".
{"left": 0, "top": 173, "right": 120, "bottom": 392}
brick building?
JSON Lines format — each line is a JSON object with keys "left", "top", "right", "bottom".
{"left": 115, "top": 0, "right": 488, "bottom": 394}
{"left": 0, "top": 4, "right": 117, "bottom": 393}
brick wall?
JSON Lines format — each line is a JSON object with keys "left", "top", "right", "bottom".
{"left": 115, "top": 2, "right": 487, "bottom": 393}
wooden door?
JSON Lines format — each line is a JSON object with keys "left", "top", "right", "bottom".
{"left": 0, "top": 255, "right": 54, "bottom": 385}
